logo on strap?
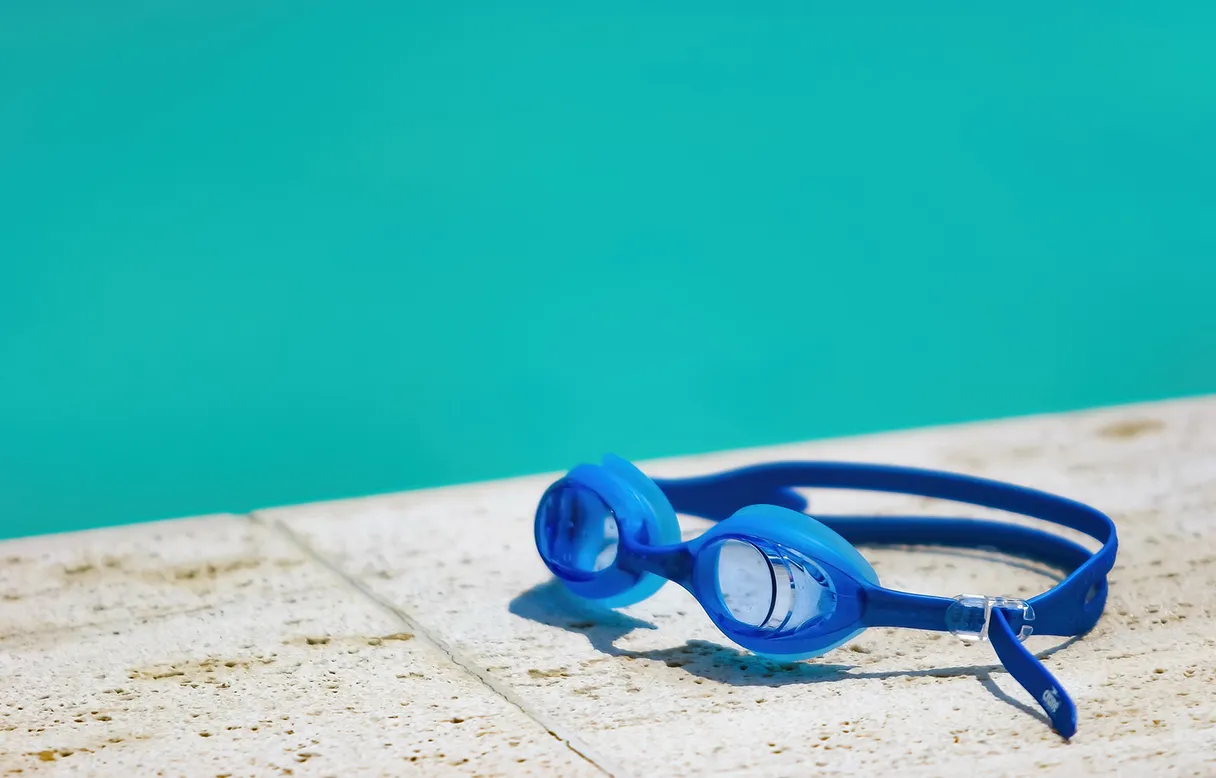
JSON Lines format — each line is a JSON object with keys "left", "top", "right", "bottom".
{"left": 1041, "top": 688, "right": 1062, "bottom": 714}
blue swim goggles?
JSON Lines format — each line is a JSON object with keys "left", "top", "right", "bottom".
{"left": 533, "top": 455, "right": 1118, "bottom": 738}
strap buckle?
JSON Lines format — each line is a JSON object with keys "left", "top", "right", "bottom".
{"left": 946, "top": 594, "right": 1035, "bottom": 643}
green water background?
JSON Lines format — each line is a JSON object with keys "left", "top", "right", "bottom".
{"left": 3, "top": 3, "right": 1214, "bottom": 539}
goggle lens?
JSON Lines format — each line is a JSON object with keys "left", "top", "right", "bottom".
{"left": 711, "top": 537, "right": 838, "bottom": 634}
{"left": 536, "top": 484, "right": 619, "bottom": 575}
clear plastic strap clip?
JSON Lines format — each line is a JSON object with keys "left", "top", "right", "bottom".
{"left": 945, "top": 594, "right": 1035, "bottom": 643}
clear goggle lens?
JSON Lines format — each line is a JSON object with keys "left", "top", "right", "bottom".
{"left": 713, "top": 538, "right": 837, "bottom": 633}
{"left": 537, "top": 484, "right": 619, "bottom": 574}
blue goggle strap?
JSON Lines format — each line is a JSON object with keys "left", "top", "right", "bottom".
{"left": 653, "top": 461, "right": 1117, "bottom": 738}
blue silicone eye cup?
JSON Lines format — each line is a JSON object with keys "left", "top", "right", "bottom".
{"left": 534, "top": 455, "right": 681, "bottom": 608}
{"left": 687, "top": 505, "right": 881, "bottom": 660}
{"left": 532, "top": 455, "right": 1118, "bottom": 739}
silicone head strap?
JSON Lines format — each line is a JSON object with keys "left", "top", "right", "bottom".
{"left": 651, "top": 460, "right": 1115, "bottom": 737}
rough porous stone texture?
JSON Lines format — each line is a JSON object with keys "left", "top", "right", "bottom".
{"left": 0, "top": 518, "right": 598, "bottom": 776}
{"left": 3, "top": 396, "right": 1215, "bottom": 776}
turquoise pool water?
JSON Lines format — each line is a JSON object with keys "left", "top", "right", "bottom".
{"left": 2, "top": 4, "right": 1214, "bottom": 538}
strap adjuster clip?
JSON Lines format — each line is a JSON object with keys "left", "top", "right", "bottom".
{"left": 946, "top": 594, "right": 1035, "bottom": 643}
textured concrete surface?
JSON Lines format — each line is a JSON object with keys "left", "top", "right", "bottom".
{"left": 3, "top": 397, "right": 1216, "bottom": 776}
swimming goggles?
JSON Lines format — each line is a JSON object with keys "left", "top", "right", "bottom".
{"left": 533, "top": 455, "right": 1117, "bottom": 738}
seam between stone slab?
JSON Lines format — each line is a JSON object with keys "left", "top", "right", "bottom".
{"left": 258, "top": 512, "right": 619, "bottom": 778}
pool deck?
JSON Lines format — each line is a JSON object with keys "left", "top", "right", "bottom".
{"left": 2, "top": 396, "right": 1215, "bottom": 777}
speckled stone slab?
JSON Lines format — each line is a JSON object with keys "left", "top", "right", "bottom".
{"left": 3, "top": 396, "right": 1215, "bottom": 777}
{"left": 0, "top": 517, "right": 599, "bottom": 777}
